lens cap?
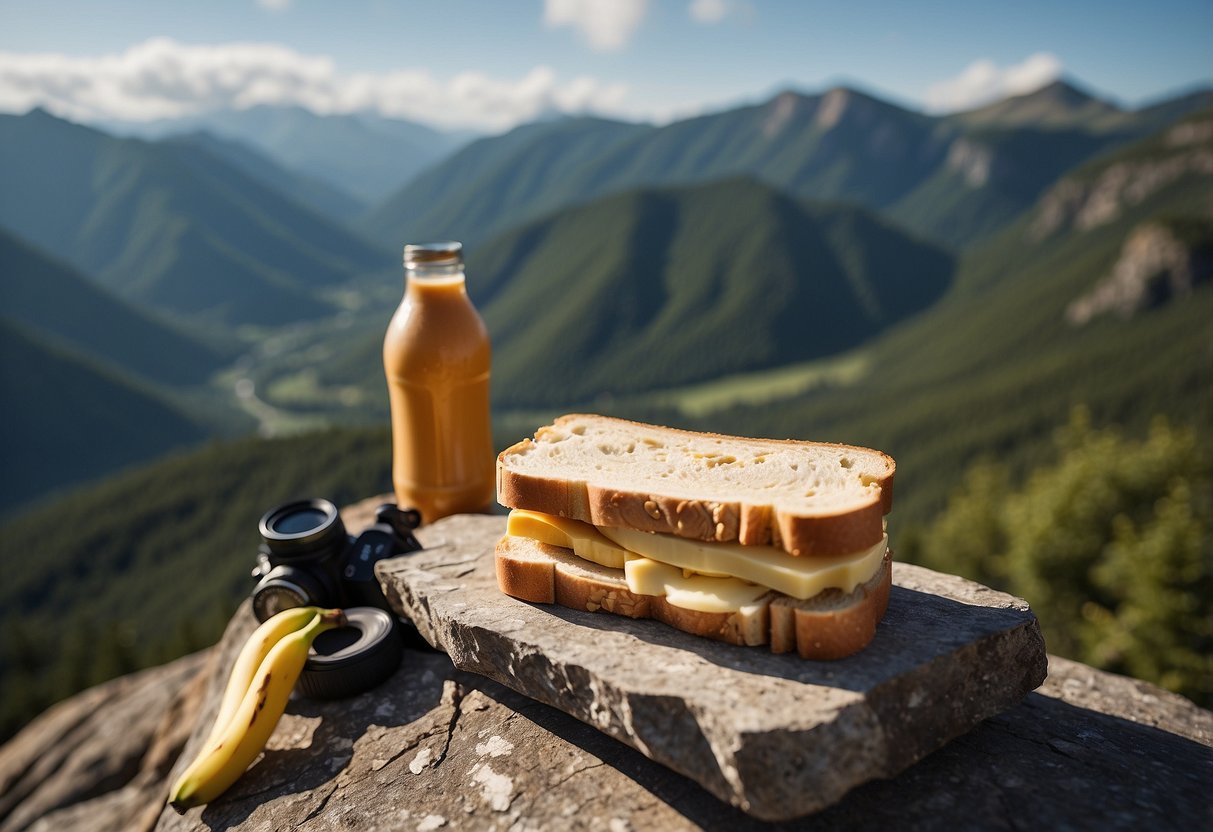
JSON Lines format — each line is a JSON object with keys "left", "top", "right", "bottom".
{"left": 298, "top": 607, "right": 403, "bottom": 700}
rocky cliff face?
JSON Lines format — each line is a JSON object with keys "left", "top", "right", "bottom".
{"left": 945, "top": 137, "right": 1000, "bottom": 187}
{"left": 0, "top": 652, "right": 208, "bottom": 832}
{"left": 1, "top": 617, "right": 1211, "bottom": 831}
{"left": 1067, "top": 219, "right": 1213, "bottom": 325}
{"left": 1030, "top": 117, "right": 1213, "bottom": 240}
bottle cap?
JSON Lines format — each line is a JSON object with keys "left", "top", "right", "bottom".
{"left": 403, "top": 241, "right": 462, "bottom": 268}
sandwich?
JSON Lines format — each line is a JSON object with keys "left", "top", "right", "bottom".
{"left": 494, "top": 414, "right": 896, "bottom": 660}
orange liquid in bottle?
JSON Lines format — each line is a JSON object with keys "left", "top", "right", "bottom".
{"left": 383, "top": 243, "right": 494, "bottom": 522}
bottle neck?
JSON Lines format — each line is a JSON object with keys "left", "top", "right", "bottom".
{"left": 405, "top": 263, "right": 466, "bottom": 294}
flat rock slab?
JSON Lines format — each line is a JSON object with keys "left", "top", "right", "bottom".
{"left": 380, "top": 515, "right": 1049, "bottom": 821}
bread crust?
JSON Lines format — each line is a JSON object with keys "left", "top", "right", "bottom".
{"left": 494, "top": 536, "right": 557, "bottom": 603}
{"left": 497, "top": 414, "right": 896, "bottom": 557}
{"left": 769, "top": 557, "right": 892, "bottom": 660}
{"left": 495, "top": 535, "right": 892, "bottom": 659}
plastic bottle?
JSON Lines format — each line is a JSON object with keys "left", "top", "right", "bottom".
{"left": 383, "top": 242, "right": 493, "bottom": 522}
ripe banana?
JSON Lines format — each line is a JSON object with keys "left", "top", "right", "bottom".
{"left": 169, "top": 607, "right": 345, "bottom": 810}
{"left": 201, "top": 606, "right": 321, "bottom": 751}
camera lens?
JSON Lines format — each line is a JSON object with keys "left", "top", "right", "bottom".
{"left": 250, "top": 564, "right": 333, "bottom": 622}
{"left": 252, "top": 583, "right": 308, "bottom": 621}
{"left": 258, "top": 499, "right": 346, "bottom": 562}
{"left": 270, "top": 507, "right": 330, "bottom": 535}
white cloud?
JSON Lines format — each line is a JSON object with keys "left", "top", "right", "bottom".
{"left": 0, "top": 38, "right": 631, "bottom": 131}
{"left": 688, "top": 0, "right": 753, "bottom": 25}
{"left": 689, "top": 0, "right": 729, "bottom": 24}
{"left": 256, "top": 0, "right": 292, "bottom": 11}
{"left": 924, "top": 53, "right": 1064, "bottom": 113}
{"left": 544, "top": 0, "right": 648, "bottom": 52}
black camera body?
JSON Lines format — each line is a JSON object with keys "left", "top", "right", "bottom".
{"left": 250, "top": 498, "right": 422, "bottom": 623}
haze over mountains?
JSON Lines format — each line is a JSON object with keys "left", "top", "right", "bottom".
{"left": 0, "top": 76, "right": 1210, "bottom": 515}
{"left": 102, "top": 104, "right": 473, "bottom": 204}
{"left": 0, "top": 109, "right": 389, "bottom": 326}
{"left": 167, "top": 130, "right": 367, "bottom": 223}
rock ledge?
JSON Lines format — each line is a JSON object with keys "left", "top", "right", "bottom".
{"left": 381, "top": 515, "right": 1048, "bottom": 820}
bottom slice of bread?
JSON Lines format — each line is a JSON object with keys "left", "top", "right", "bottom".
{"left": 495, "top": 535, "right": 891, "bottom": 660}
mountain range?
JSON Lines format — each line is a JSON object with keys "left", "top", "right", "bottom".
{"left": 0, "top": 109, "right": 389, "bottom": 326}
{"left": 0, "top": 230, "right": 225, "bottom": 511}
{"left": 361, "top": 80, "right": 1211, "bottom": 251}
{"left": 318, "top": 177, "right": 953, "bottom": 410}
{"left": 5, "top": 104, "right": 1208, "bottom": 737}
{"left": 0, "top": 77, "right": 1209, "bottom": 511}
{"left": 101, "top": 104, "right": 472, "bottom": 204}
{"left": 695, "top": 106, "right": 1213, "bottom": 521}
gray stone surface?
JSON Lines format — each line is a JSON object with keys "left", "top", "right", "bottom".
{"left": 5, "top": 508, "right": 1210, "bottom": 831}
{"left": 0, "top": 650, "right": 208, "bottom": 832}
{"left": 380, "top": 515, "right": 1050, "bottom": 820}
{"left": 157, "top": 605, "right": 1213, "bottom": 832}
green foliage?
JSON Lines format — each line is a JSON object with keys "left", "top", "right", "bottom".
{"left": 915, "top": 409, "right": 1212, "bottom": 705}
{"left": 1086, "top": 476, "right": 1212, "bottom": 694}
{"left": 908, "top": 461, "right": 1011, "bottom": 587}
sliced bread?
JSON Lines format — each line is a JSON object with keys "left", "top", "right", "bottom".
{"left": 495, "top": 535, "right": 892, "bottom": 659}
{"left": 497, "top": 414, "right": 895, "bottom": 556}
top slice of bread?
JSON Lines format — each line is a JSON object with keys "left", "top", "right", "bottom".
{"left": 497, "top": 414, "right": 895, "bottom": 556}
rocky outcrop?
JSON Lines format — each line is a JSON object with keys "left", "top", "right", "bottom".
{"left": 1067, "top": 219, "right": 1213, "bottom": 324}
{"left": 382, "top": 516, "right": 1048, "bottom": 820}
{"left": 1029, "top": 117, "right": 1213, "bottom": 240}
{"left": 945, "top": 137, "right": 1000, "bottom": 187}
{"left": 5, "top": 605, "right": 1210, "bottom": 831}
{"left": 0, "top": 651, "right": 208, "bottom": 832}
{"left": 2, "top": 510, "right": 1210, "bottom": 830}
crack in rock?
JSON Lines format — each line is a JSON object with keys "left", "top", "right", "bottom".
{"left": 431, "top": 681, "right": 465, "bottom": 770}
{"left": 299, "top": 783, "right": 338, "bottom": 826}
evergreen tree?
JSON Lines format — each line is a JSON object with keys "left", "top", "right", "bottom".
{"left": 917, "top": 408, "right": 1212, "bottom": 705}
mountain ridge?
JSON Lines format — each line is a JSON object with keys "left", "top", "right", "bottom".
{"left": 948, "top": 79, "right": 1123, "bottom": 128}
{"left": 0, "top": 319, "right": 209, "bottom": 514}
{"left": 362, "top": 81, "right": 1212, "bottom": 252}
{"left": 0, "top": 227, "right": 227, "bottom": 386}
{"left": 96, "top": 104, "right": 471, "bottom": 203}
{"left": 166, "top": 130, "right": 366, "bottom": 222}
{"left": 299, "top": 177, "right": 953, "bottom": 412}
{"left": 0, "top": 110, "right": 390, "bottom": 326}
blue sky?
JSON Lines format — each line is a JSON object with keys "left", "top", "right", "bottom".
{"left": 0, "top": 0, "right": 1209, "bottom": 130}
